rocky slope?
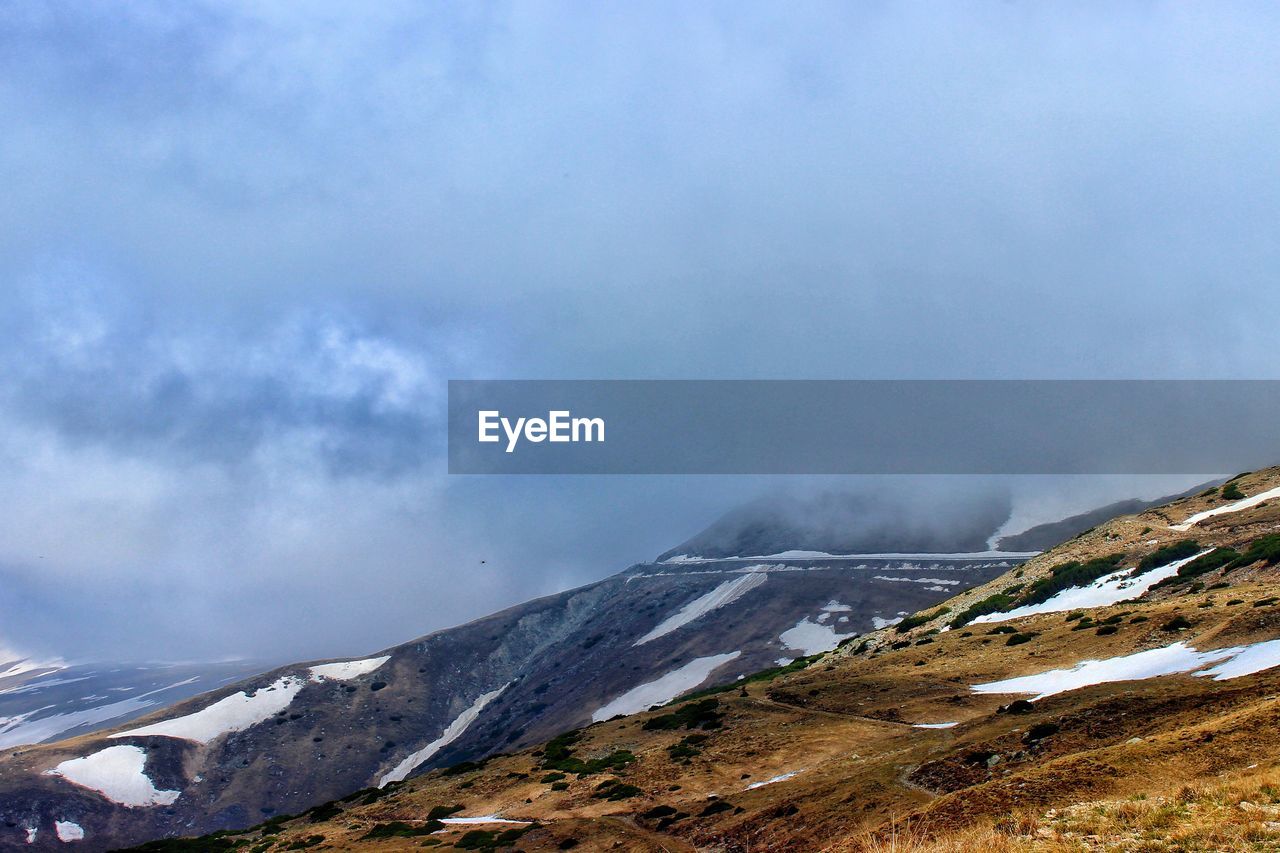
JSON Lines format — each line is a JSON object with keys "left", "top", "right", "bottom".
{"left": 177, "top": 467, "right": 1280, "bottom": 852}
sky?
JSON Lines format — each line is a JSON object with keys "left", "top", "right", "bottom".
{"left": 0, "top": 2, "right": 1277, "bottom": 663}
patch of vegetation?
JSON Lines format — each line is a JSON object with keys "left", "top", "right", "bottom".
{"left": 1153, "top": 547, "right": 1240, "bottom": 589}
{"left": 1226, "top": 535, "right": 1280, "bottom": 571}
{"left": 442, "top": 760, "right": 487, "bottom": 776}
{"left": 643, "top": 698, "right": 723, "bottom": 732}
{"left": 453, "top": 825, "right": 536, "bottom": 850}
{"left": 1021, "top": 554, "right": 1126, "bottom": 607}
{"left": 1136, "top": 540, "right": 1200, "bottom": 572}
{"left": 551, "top": 781, "right": 569, "bottom": 791}
{"left": 1005, "top": 632, "right": 1037, "bottom": 646}
{"left": 1065, "top": 611, "right": 1086, "bottom": 622}
{"left": 1254, "top": 597, "right": 1280, "bottom": 608}
{"left": 1023, "top": 722, "right": 1060, "bottom": 742}
{"left": 426, "top": 805, "right": 465, "bottom": 820}
{"left": 305, "top": 803, "right": 341, "bottom": 823}
{"left": 895, "top": 607, "right": 950, "bottom": 633}
{"left": 987, "top": 625, "right": 1018, "bottom": 635}
{"left": 699, "top": 799, "right": 734, "bottom": 817}
{"left": 1096, "top": 624, "right": 1119, "bottom": 636}
{"left": 284, "top": 836, "right": 325, "bottom": 851}
{"left": 1129, "top": 614, "right": 1148, "bottom": 623}
{"left": 537, "top": 729, "right": 637, "bottom": 776}
{"left": 540, "top": 772, "right": 566, "bottom": 783}
{"left": 1162, "top": 615, "right": 1193, "bottom": 631}
{"left": 949, "top": 593, "right": 1017, "bottom": 629}
{"left": 667, "top": 733, "right": 709, "bottom": 760}
{"left": 592, "top": 779, "right": 643, "bottom": 800}
{"left": 1222, "top": 482, "right": 1245, "bottom": 501}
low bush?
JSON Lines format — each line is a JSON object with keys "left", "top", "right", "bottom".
{"left": 895, "top": 607, "right": 950, "bottom": 634}
{"left": 642, "top": 698, "right": 722, "bottom": 732}
{"left": 1226, "top": 535, "right": 1280, "bottom": 570}
{"left": 1137, "top": 540, "right": 1200, "bottom": 572}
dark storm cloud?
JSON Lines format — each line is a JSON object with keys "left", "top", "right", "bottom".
{"left": 0, "top": 2, "right": 1272, "bottom": 660}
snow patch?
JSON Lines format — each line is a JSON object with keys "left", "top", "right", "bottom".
{"left": 971, "top": 639, "right": 1280, "bottom": 700}
{"left": 971, "top": 551, "right": 1211, "bottom": 625}
{"left": 112, "top": 676, "right": 306, "bottom": 744}
{"left": 1197, "top": 639, "right": 1280, "bottom": 681}
{"left": 633, "top": 573, "right": 768, "bottom": 646}
{"left": 309, "top": 656, "right": 391, "bottom": 682}
{"left": 55, "top": 821, "right": 84, "bottom": 842}
{"left": 871, "top": 616, "right": 902, "bottom": 630}
{"left": 591, "top": 653, "right": 741, "bottom": 722}
{"left": 379, "top": 683, "right": 510, "bottom": 786}
{"left": 780, "top": 618, "right": 853, "bottom": 655}
{"left": 1172, "top": 485, "right": 1280, "bottom": 531}
{"left": 439, "top": 815, "right": 530, "bottom": 825}
{"left": 911, "top": 722, "right": 959, "bottom": 729}
{"left": 48, "top": 745, "right": 179, "bottom": 807}
{"left": 746, "top": 771, "right": 798, "bottom": 789}
{"left": 874, "top": 576, "right": 962, "bottom": 586}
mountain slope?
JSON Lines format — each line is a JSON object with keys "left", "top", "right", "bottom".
{"left": 211, "top": 467, "right": 1280, "bottom": 853}
{"left": 0, "top": 552, "right": 1021, "bottom": 850}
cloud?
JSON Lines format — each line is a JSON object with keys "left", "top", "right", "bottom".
{"left": 0, "top": 3, "right": 1275, "bottom": 660}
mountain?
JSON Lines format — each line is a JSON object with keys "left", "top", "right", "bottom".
{"left": 656, "top": 489, "right": 1014, "bottom": 561}
{"left": 0, "top": 657, "right": 269, "bottom": 751}
{"left": 993, "top": 480, "right": 1217, "bottom": 552}
{"left": 0, "top": 503, "right": 1038, "bottom": 850}
{"left": 141, "top": 466, "right": 1280, "bottom": 852}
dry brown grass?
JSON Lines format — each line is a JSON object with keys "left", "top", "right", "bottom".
{"left": 843, "top": 764, "right": 1280, "bottom": 852}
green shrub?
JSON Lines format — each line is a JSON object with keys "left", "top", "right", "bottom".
{"left": 699, "top": 800, "right": 734, "bottom": 817}
{"left": 1096, "top": 625, "right": 1119, "bottom": 636}
{"left": 895, "top": 607, "right": 950, "bottom": 634}
{"left": 950, "top": 594, "right": 1017, "bottom": 628}
{"left": 1222, "top": 483, "right": 1245, "bottom": 501}
{"left": 591, "top": 780, "right": 642, "bottom": 800}
{"left": 1020, "top": 554, "right": 1126, "bottom": 607}
{"left": 1226, "top": 535, "right": 1280, "bottom": 570}
{"left": 1005, "top": 632, "right": 1037, "bottom": 646}
{"left": 426, "top": 805, "right": 464, "bottom": 820}
{"left": 1137, "top": 540, "right": 1199, "bottom": 572}
{"left": 642, "top": 698, "right": 722, "bottom": 732}
{"left": 1153, "top": 547, "right": 1239, "bottom": 589}
{"left": 1162, "top": 615, "right": 1193, "bottom": 631}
